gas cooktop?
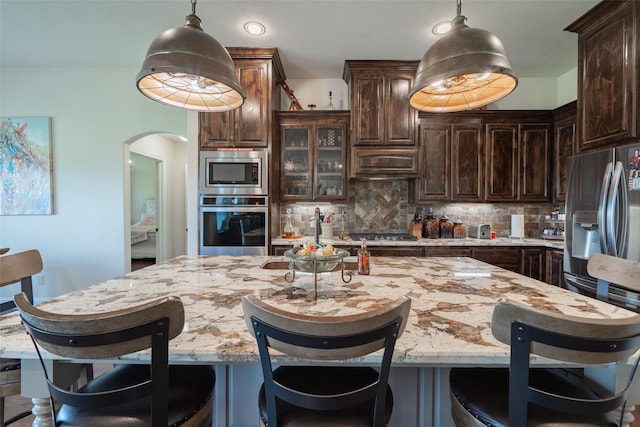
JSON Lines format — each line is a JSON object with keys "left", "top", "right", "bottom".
{"left": 349, "top": 232, "right": 418, "bottom": 242}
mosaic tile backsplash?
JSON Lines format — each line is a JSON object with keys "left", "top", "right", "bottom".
{"left": 279, "top": 180, "right": 562, "bottom": 239}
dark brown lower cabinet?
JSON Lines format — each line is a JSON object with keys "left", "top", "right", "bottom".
{"left": 367, "top": 247, "right": 424, "bottom": 257}
{"left": 425, "top": 247, "right": 472, "bottom": 257}
{"left": 273, "top": 244, "right": 562, "bottom": 286}
{"left": 545, "top": 249, "right": 564, "bottom": 286}
{"left": 521, "top": 248, "right": 545, "bottom": 281}
{"left": 272, "top": 245, "right": 289, "bottom": 256}
{"left": 471, "top": 247, "right": 521, "bottom": 273}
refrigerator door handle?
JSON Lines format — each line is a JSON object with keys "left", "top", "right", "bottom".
{"left": 598, "top": 162, "right": 614, "bottom": 254}
{"left": 606, "top": 161, "right": 628, "bottom": 257}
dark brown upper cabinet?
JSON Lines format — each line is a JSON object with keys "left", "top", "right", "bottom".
{"left": 566, "top": 0, "right": 639, "bottom": 152}
{"left": 485, "top": 123, "right": 518, "bottom": 201}
{"left": 199, "top": 48, "right": 285, "bottom": 149}
{"left": 417, "top": 121, "right": 450, "bottom": 200}
{"left": 485, "top": 119, "right": 551, "bottom": 202}
{"left": 452, "top": 123, "right": 484, "bottom": 201}
{"left": 552, "top": 101, "right": 577, "bottom": 202}
{"left": 343, "top": 60, "right": 419, "bottom": 147}
{"left": 519, "top": 123, "right": 552, "bottom": 201}
{"left": 417, "top": 111, "right": 551, "bottom": 203}
{"left": 343, "top": 60, "right": 420, "bottom": 178}
{"left": 416, "top": 116, "right": 483, "bottom": 202}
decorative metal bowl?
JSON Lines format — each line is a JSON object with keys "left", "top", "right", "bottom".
{"left": 284, "top": 248, "right": 350, "bottom": 273}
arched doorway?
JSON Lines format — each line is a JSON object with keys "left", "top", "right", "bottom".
{"left": 129, "top": 152, "right": 160, "bottom": 269}
{"left": 123, "top": 133, "right": 188, "bottom": 272}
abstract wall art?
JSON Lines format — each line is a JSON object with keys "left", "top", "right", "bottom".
{"left": 0, "top": 117, "right": 53, "bottom": 215}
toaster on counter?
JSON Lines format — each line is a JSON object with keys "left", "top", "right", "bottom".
{"left": 477, "top": 224, "right": 491, "bottom": 239}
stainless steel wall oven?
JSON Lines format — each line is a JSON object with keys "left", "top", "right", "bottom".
{"left": 199, "top": 196, "right": 269, "bottom": 256}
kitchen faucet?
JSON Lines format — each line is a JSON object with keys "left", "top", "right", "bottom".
{"left": 315, "top": 207, "right": 321, "bottom": 244}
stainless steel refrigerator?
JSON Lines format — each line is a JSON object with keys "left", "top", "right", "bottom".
{"left": 564, "top": 142, "right": 640, "bottom": 310}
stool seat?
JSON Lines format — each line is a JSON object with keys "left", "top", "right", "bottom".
{"left": 57, "top": 364, "right": 214, "bottom": 427}
{"left": 15, "top": 292, "right": 215, "bottom": 427}
{"left": 450, "top": 368, "right": 617, "bottom": 427}
{"left": 242, "top": 294, "right": 411, "bottom": 427}
{"left": 449, "top": 297, "right": 640, "bottom": 427}
{"left": 258, "top": 366, "right": 393, "bottom": 427}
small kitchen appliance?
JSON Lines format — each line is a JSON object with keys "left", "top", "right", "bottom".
{"left": 477, "top": 224, "right": 491, "bottom": 239}
{"left": 199, "top": 149, "right": 268, "bottom": 195}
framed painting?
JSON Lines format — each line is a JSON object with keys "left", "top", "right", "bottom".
{"left": 0, "top": 117, "right": 53, "bottom": 215}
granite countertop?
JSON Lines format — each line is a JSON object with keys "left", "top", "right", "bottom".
{"left": 0, "top": 255, "right": 623, "bottom": 367}
{"left": 272, "top": 236, "right": 564, "bottom": 249}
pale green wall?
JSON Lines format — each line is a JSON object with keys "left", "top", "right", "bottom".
{"left": 0, "top": 67, "right": 190, "bottom": 301}
{"left": 556, "top": 68, "right": 579, "bottom": 107}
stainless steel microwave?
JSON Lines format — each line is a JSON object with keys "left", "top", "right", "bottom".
{"left": 200, "top": 149, "right": 268, "bottom": 195}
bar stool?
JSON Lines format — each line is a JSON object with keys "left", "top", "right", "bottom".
{"left": 14, "top": 292, "right": 215, "bottom": 426}
{"left": 449, "top": 296, "right": 640, "bottom": 427}
{"left": 588, "top": 253, "right": 640, "bottom": 311}
{"left": 242, "top": 294, "right": 411, "bottom": 427}
{"left": 0, "top": 249, "right": 43, "bottom": 426}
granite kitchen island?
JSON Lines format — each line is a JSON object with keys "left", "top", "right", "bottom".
{"left": 0, "top": 255, "right": 636, "bottom": 426}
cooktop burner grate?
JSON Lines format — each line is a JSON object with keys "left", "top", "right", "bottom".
{"left": 350, "top": 232, "right": 418, "bottom": 241}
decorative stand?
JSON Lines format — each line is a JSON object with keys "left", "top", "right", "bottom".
{"left": 284, "top": 259, "right": 352, "bottom": 300}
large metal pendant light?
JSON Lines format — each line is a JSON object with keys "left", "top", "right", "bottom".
{"left": 136, "top": 0, "right": 245, "bottom": 112}
{"left": 409, "top": 0, "right": 517, "bottom": 113}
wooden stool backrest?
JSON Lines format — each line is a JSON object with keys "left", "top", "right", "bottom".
{"left": 0, "top": 249, "right": 43, "bottom": 288}
{"left": 491, "top": 298, "right": 640, "bottom": 364}
{"left": 14, "top": 292, "right": 184, "bottom": 359}
{"left": 242, "top": 294, "right": 411, "bottom": 360}
{"left": 587, "top": 253, "right": 640, "bottom": 293}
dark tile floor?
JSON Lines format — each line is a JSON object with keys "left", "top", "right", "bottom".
{"left": 131, "top": 257, "right": 156, "bottom": 271}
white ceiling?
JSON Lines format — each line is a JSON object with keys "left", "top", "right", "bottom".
{"left": 1, "top": 0, "right": 600, "bottom": 80}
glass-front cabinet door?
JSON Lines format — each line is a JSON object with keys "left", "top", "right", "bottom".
{"left": 279, "top": 112, "right": 349, "bottom": 201}
{"left": 316, "top": 126, "right": 345, "bottom": 199}
{"left": 282, "top": 126, "right": 311, "bottom": 198}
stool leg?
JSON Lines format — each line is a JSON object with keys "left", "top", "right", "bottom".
{"left": 1, "top": 396, "right": 5, "bottom": 427}
{"left": 31, "top": 397, "right": 53, "bottom": 427}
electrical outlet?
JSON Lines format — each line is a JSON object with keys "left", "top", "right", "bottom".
{"left": 33, "top": 274, "right": 44, "bottom": 286}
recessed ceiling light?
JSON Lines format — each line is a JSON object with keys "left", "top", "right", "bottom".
{"left": 244, "top": 21, "right": 266, "bottom": 36}
{"left": 432, "top": 21, "right": 451, "bottom": 35}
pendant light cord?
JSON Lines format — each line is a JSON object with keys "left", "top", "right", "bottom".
{"left": 191, "top": 0, "right": 197, "bottom": 15}
{"left": 456, "top": 0, "right": 462, "bottom": 17}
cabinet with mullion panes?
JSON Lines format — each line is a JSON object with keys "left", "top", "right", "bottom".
{"left": 279, "top": 112, "right": 348, "bottom": 201}
{"left": 316, "top": 126, "right": 346, "bottom": 199}
{"left": 281, "top": 126, "right": 312, "bottom": 199}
